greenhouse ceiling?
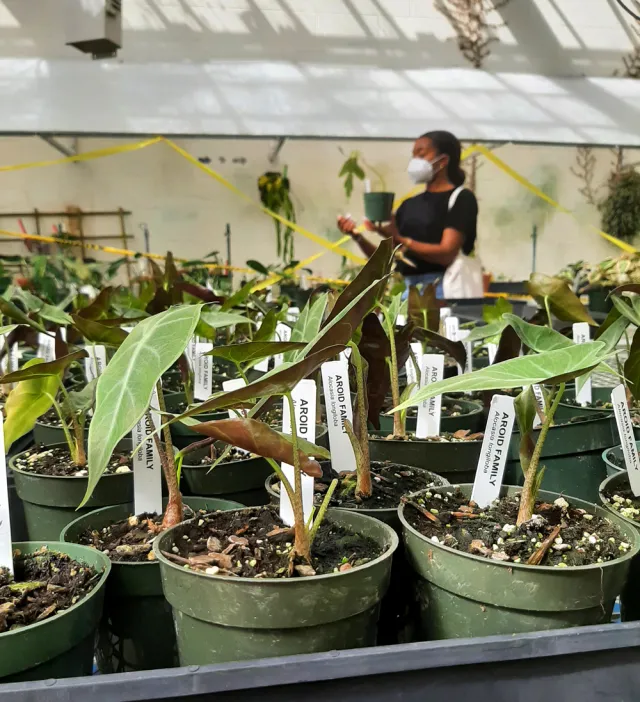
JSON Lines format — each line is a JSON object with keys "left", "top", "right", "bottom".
{"left": 2, "top": 0, "right": 640, "bottom": 144}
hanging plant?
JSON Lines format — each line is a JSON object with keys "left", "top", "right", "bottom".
{"left": 258, "top": 168, "right": 296, "bottom": 264}
{"left": 600, "top": 169, "right": 640, "bottom": 243}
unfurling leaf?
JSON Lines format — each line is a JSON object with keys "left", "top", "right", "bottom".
{"left": 514, "top": 387, "right": 537, "bottom": 478}
{"left": 528, "top": 273, "right": 595, "bottom": 325}
{"left": 3, "top": 359, "right": 60, "bottom": 450}
{"left": 188, "top": 418, "right": 323, "bottom": 477}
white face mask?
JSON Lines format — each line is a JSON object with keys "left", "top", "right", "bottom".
{"left": 407, "top": 156, "right": 443, "bottom": 184}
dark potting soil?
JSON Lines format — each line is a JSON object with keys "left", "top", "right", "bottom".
{"left": 272, "top": 460, "right": 447, "bottom": 510}
{"left": 383, "top": 398, "right": 478, "bottom": 420}
{"left": 37, "top": 407, "right": 87, "bottom": 429}
{"left": 75, "top": 504, "right": 228, "bottom": 563}
{"left": 371, "top": 429, "right": 484, "bottom": 443}
{"left": 13, "top": 445, "right": 132, "bottom": 478}
{"left": 602, "top": 479, "right": 640, "bottom": 524}
{"left": 161, "top": 374, "right": 183, "bottom": 394}
{"left": 189, "top": 446, "right": 253, "bottom": 465}
{"left": 405, "top": 489, "right": 630, "bottom": 567}
{"left": 161, "top": 506, "right": 384, "bottom": 579}
{"left": 0, "top": 547, "right": 101, "bottom": 633}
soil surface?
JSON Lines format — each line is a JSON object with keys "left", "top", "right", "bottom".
{"left": 13, "top": 445, "right": 132, "bottom": 478}
{"left": 601, "top": 478, "right": 640, "bottom": 523}
{"left": 75, "top": 504, "right": 229, "bottom": 563}
{"left": 272, "top": 460, "right": 447, "bottom": 510}
{"left": 405, "top": 489, "right": 629, "bottom": 567}
{"left": 187, "top": 445, "right": 253, "bottom": 466}
{"left": 384, "top": 397, "right": 479, "bottom": 420}
{"left": 38, "top": 407, "right": 87, "bottom": 429}
{"left": 371, "top": 429, "right": 484, "bottom": 443}
{"left": 161, "top": 506, "right": 384, "bottom": 578}
{"left": 0, "top": 547, "right": 102, "bottom": 633}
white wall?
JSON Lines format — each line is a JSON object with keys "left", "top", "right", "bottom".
{"left": 0, "top": 135, "right": 633, "bottom": 283}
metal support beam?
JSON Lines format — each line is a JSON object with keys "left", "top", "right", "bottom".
{"left": 268, "top": 137, "right": 286, "bottom": 164}
{"left": 38, "top": 135, "right": 79, "bottom": 160}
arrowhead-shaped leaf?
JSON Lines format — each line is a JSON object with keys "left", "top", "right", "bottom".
{"left": 528, "top": 273, "right": 595, "bottom": 325}
{"left": 392, "top": 342, "right": 607, "bottom": 412}
{"left": 83, "top": 304, "right": 203, "bottom": 507}
{"left": 0, "top": 350, "right": 87, "bottom": 383}
{"left": 503, "top": 314, "right": 573, "bottom": 353}
{"left": 72, "top": 315, "right": 128, "bottom": 346}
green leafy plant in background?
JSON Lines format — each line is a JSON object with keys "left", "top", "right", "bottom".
{"left": 338, "top": 150, "right": 387, "bottom": 200}
{"left": 600, "top": 169, "right": 640, "bottom": 243}
{"left": 258, "top": 169, "right": 296, "bottom": 265}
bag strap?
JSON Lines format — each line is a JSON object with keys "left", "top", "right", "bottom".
{"left": 448, "top": 185, "right": 465, "bottom": 212}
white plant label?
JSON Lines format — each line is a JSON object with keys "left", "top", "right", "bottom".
{"left": 274, "top": 322, "right": 291, "bottom": 368}
{"left": 487, "top": 343, "right": 498, "bottom": 364}
{"left": 440, "top": 307, "right": 452, "bottom": 321}
{"left": 321, "top": 360, "right": 356, "bottom": 476}
{"left": 416, "top": 354, "right": 444, "bottom": 439}
{"left": 187, "top": 336, "right": 198, "bottom": 372}
{"left": 471, "top": 395, "right": 516, "bottom": 508}
{"left": 572, "top": 323, "right": 593, "bottom": 405}
{"left": 222, "top": 378, "right": 247, "bottom": 419}
{"left": 396, "top": 314, "right": 407, "bottom": 327}
{"left": 84, "top": 345, "right": 107, "bottom": 382}
{"left": 0, "top": 343, "right": 18, "bottom": 375}
{"left": 444, "top": 316, "right": 459, "bottom": 341}
{"left": 405, "top": 342, "right": 423, "bottom": 389}
{"left": 38, "top": 333, "right": 55, "bottom": 362}
{"left": 132, "top": 386, "right": 163, "bottom": 516}
{"left": 0, "top": 413, "right": 13, "bottom": 573}
{"left": 532, "top": 384, "right": 546, "bottom": 429}
{"left": 611, "top": 384, "right": 640, "bottom": 496}
{"left": 287, "top": 307, "right": 300, "bottom": 323}
{"left": 280, "top": 380, "right": 316, "bottom": 527}
{"left": 339, "top": 347, "right": 352, "bottom": 364}
{"left": 194, "top": 342, "right": 214, "bottom": 401}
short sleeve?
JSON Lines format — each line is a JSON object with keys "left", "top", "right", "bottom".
{"left": 445, "top": 189, "right": 478, "bottom": 254}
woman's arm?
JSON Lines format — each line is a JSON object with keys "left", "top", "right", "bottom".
{"left": 351, "top": 233, "right": 377, "bottom": 257}
{"left": 397, "top": 228, "right": 463, "bottom": 268}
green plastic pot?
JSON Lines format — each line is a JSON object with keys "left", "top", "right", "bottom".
{"left": 602, "top": 442, "right": 637, "bottom": 477}
{"left": 166, "top": 392, "right": 228, "bottom": 450}
{"left": 400, "top": 484, "right": 640, "bottom": 640}
{"left": 265, "top": 466, "right": 449, "bottom": 645}
{"left": 599, "top": 471, "right": 640, "bottom": 621}
{"left": 369, "top": 433, "right": 483, "bottom": 484}
{"left": 378, "top": 397, "right": 483, "bottom": 435}
{"left": 182, "top": 429, "right": 328, "bottom": 506}
{"left": 0, "top": 541, "right": 111, "bottom": 682}
{"left": 10, "top": 440, "right": 134, "bottom": 542}
{"left": 155, "top": 506, "right": 397, "bottom": 665}
{"left": 587, "top": 287, "right": 614, "bottom": 314}
{"left": 506, "top": 413, "right": 615, "bottom": 502}
{"left": 33, "top": 420, "right": 88, "bottom": 447}
{"left": 555, "top": 386, "right": 614, "bottom": 422}
{"left": 61, "top": 496, "right": 242, "bottom": 673}
{"left": 363, "top": 192, "right": 395, "bottom": 223}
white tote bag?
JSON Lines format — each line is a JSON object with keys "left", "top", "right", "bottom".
{"left": 442, "top": 186, "right": 484, "bottom": 299}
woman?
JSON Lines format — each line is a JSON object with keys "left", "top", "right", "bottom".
{"left": 338, "top": 130, "right": 478, "bottom": 298}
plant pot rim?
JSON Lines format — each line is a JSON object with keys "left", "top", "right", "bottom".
{"left": 0, "top": 541, "right": 111, "bottom": 640}
{"left": 10, "top": 462, "right": 130, "bottom": 483}
{"left": 398, "top": 484, "right": 640, "bottom": 574}
{"left": 60, "top": 499, "right": 244, "bottom": 569}
{"left": 153, "top": 506, "right": 399, "bottom": 585}
{"left": 264, "top": 464, "right": 450, "bottom": 515}
{"left": 598, "top": 471, "right": 640, "bottom": 531}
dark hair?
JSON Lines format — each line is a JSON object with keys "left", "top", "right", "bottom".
{"left": 420, "top": 130, "right": 466, "bottom": 186}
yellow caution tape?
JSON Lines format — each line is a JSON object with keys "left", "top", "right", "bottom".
{"left": 0, "top": 137, "right": 162, "bottom": 173}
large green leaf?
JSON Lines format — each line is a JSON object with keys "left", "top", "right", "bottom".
{"left": 595, "top": 313, "right": 630, "bottom": 354}
{"left": 392, "top": 342, "right": 607, "bottom": 412}
{"left": 76, "top": 287, "right": 113, "bottom": 320}
{"left": 625, "top": 327, "right": 640, "bottom": 402}
{"left": 83, "top": 304, "right": 203, "bottom": 507}
{"left": 206, "top": 341, "right": 306, "bottom": 365}
{"left": 503, "top": 314, "right": 573, "bottom": 352}
{"left": 611, "top": 294, "right": 640, "bottom": 327}
{"left": 0, "top": 350, "right": 87, "bottom": 383}
{"left": 464, "top": 319, "right": 508, "bottom": 344}
{"left": 0, "top": 299, "right": 46, "bottom": 333}
{"left": 174, "top": 344, "right": 346, "bottom": 420}
{"left": 220, "top": 280, "right": 256, "bottom": 312}
{"left": 254, "top": 310, "right": 277, "bottom": 342}
{"left": 528, "top": 273, "right": 595, "bottom": 325}
{"left": 3, "top": 359, "right": 61, "bottom": 450}
{"left": 72, "top": 315, "right": 128, "bottom": 346}
{"left": 63, "top": 379, "right": 97, "bottom": 416}
{"left": 187, "top": 418, "right": 323, "bottom": 477}
{"left": 12, "top": 289, "right": 73, "bottom": 326}
{"left": 286, "top": 294, "right": 328, "bottom": 362}
{"left": 200, "top": 307, "right": 252, "bottom": 329}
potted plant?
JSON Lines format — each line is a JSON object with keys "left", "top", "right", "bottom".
{"left": 393, "top": 330, "right": 638, "bottom": 639}
{"left": 339, "top": 150, "right": 395, "bottom": 224}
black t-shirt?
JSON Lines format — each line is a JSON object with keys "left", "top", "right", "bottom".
{"left": 395, "top": 188, "right": 478, "bottom": 275}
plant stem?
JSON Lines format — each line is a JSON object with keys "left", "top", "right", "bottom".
{"left": 285, "top": 391, "right": 311, "bottom": 562}
{"left": 348, "top": 342, "right": 371, "bottom": 498}
{"left": 50, "top": 392, "right": 75, "bottom": 460}
{"left": 309, "top": 479, "right": 338, "bottom": 545}
{"left": 387, "top": 321, "right": 404, "bottom": 437}
{"left": 544, "top": 296, "right": 553, "bottom": 328}
{"left": 516, "top": 383, "right": 565, "bottom": 526}
{"left": 266, "top": 457, "right": 295, "bottom": 508}
{"left": 155, "top": 382, "right": 183, "bottom": 530}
